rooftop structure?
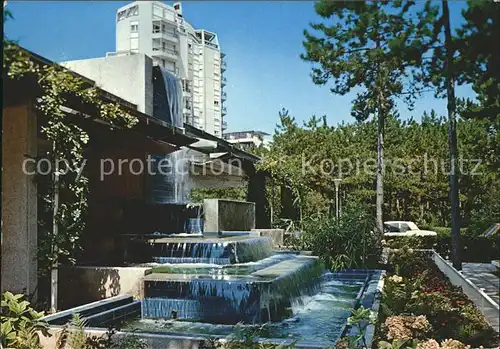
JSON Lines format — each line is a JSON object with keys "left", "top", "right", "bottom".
{"left": 223, "top": 130, "right": 271, "bottom": 150}
{"left": 109, "top": 1, "right": 227, "bottom": 136}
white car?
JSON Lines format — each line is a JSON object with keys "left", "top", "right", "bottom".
{"left": 383, "top": 221, "right": 437, "bottom": 237}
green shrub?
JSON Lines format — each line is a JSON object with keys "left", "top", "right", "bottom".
{"left": 384, "top": 236, "right": 436, "bottom": 250}
{"left": 435, "top": 235, "right": 498, "bottom": 262}
{"left": 300, "top": 203, "right": 381, "bottom": 270}
{"left": 378, "top": 251, "right": 499, "bottom": 347}
{"left": 0, "top": 291, "right": 51, "bottom": 349}
{"left": 56, "top": 313, "right": 148, "bottom": 349}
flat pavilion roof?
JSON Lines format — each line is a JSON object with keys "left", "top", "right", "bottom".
{"left": 4, "top": 45, "right": 261, "bottom": 170}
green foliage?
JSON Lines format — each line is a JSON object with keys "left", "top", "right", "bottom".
{"left": 342, "top": 306, "right": 377, "bottom": 349}
{"left": 431, "top": 228, "right": 499, "bottom": 262}
{"left": 379, "top": 251, "right": 498, "bottom": 347}
{"left": 202, "top": 323, "right": 297, "bottom": 349}
{"left": 56, "top": 313, "right": 147, "bottom": 349}
{"left": 456, "top": 1, "right": 500, "bottom": 124}
{"left": 260, "top": 107, "right": 498, "bottom": 236}
{"left": 377, "top": 339, "right": 416, "bottom": 349}
{"left": 190, "top": 187, "right": 247, "bottom": 203}
{"left": 384, "top": 236, "right": 436, "bottom": 250}
{"left": 0, "top": 291, "right": 51, "bottom": 349}
{"left": 4, "top": 35, "right": 138, "bottom": 277}
{"left": 300, "top": 203, "right": 381, "bottom": 270}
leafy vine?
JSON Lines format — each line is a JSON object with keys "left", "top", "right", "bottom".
{"left": 3, "top": 37, "right": 138, "bottom": 278}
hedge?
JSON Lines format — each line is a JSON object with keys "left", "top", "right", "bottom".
{"left": 385, "top": 229, "right": 498, "bottom": 263}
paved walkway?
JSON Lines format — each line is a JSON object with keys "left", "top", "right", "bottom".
{"left": 461, "top": 263, "right": 500, "bottom": 306}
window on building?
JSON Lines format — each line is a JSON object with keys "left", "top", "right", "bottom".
{"left": 161, "top": 59, "right": 166, "bottom": 67}
{"left": 214, "top": 101, "right": 219, "bottom": 106}
{"left": 126, "top": 5, "right": 139, "bottom": 18}
{"left": 130, "top": 23, "right": 138, "bottom": 32}
{"left": 130, "top": 38, "right": 139, "bottom": 50}
{"left": 153, "top": 23, "right": 161, "bottom": 33}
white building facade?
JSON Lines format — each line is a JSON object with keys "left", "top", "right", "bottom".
{"left": 110, "top": 1, "right": 227, "bottom": 136}
{"left": 223, "top": 131, "right": 271, "bottom": 150}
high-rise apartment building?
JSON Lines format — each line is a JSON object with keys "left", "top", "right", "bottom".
{"left": 110, "top": 1, "right": 227, "bottom": 136}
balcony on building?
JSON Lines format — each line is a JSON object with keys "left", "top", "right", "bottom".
{"left": 183, "top": 112, "right": 194, "bottom": 125}
{"left": 182, "top": 79, "right": 191, "bottom": 94}
{"left": 203, "top": 31, "right": 219, "bottom": 50}
{"left": 221, "top": 76, "right": 227, "bottom": 87}
{"left": 222, "top": 120, "right": 228, "bottom": 130}
{"left": 221, "top": 105, "right": 227, "bottom": 115}
{"left": 152, "top": 21, "right": 179, "bottom": 43}
{"left": 221, "top": 60, "right": 227, "bottom": 72}
{"left": 152, "top": 43, "right": 178, "bottom": 61}
{"left": 221, "top": 91, "right": 227, "bottom": 101}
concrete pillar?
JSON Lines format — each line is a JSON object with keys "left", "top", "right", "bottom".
{"left": 247, "top": 171, "right": 271, "bottom": 229}
{"left": 1, "top": 105, "right": 38, "bottom": 297}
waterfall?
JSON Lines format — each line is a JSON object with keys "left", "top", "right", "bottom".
{"left": 150, "top": 237, "right": 274, "bottom": 265}
{"left": 154, "top": 66, "right": 183, "bottom": 128}
{"left": 147, "top": 149, "right": 191, "bottom": 205}
{"left": 148, "top": 67, "right": 190, "bottom": 205}
{"left": 142, "top": 279, "right": 261, "bottom": 323}
{"left": 141, "top": 256, "right": 326, "bottom": 324}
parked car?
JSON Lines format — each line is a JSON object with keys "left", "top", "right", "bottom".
{"left": 383, "top": 221, "right": 437, "bottom": 237}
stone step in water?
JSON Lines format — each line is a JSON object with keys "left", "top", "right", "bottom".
{"left": 152, "top": 257, "right": 231, "bottom": 264}
{"left": 142, "top": 236, "right": 273, "bottom": 264}
{"left": 141, "top": 255, "right": 324, "bottom": 324}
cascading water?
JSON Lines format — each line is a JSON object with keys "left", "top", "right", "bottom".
{"left": 141, "top": 239, "right": 326, "bottom": 324}
{"left": 147, "top": 149, "right": 191, "bottom": 205}
{"left": 153, "top": 66, "right": 183, "bottom": 128}
{"left": 148, "top": 66, "right": 191, "bottom": 205}
{"left": 148, "top": 237, "right": 274, "bottom": 265}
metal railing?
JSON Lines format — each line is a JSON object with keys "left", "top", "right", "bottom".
{"left": 152, "top": 47, "right": 178, "bottom": 57}
{"left": 152, "top": 28, "right": 179, "bottom": 39}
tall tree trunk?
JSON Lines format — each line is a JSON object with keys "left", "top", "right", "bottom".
{"left": 376, "top": 89, "right": 385, "bottom": 235}
{"left": 442, "top": 0, "right": 461, "bottom": 270}
{"left": 50, "top": 143, "right": 60, "bottom": 312}
{"left": 375, "top": 22, "right": 385, "bottom": 236}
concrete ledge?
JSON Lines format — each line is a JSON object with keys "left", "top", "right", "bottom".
{"left": 42, "top": 294, "right": 133, "bottom": 325}
{"left": 250, "top": 229, "right": 284, "bottom": 248}
{"left": 59, "top": 266, "right": 152, "bottom": 310}
{"left": 344, "top": 270, "right": 386, "bottom": 348}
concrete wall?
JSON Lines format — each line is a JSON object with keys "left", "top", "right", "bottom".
{"left": 250, "top": 229, "right": 284, "bottom": 248}
{"left": 61, "top": 54, "right": 153, "bottom": 116}
{"left": 58, "top": 266, "right": 151, "bottom": 310}
{"left": 1, "top": 105, "right": 38, "bottom": 297}
{"left": 203, "top": 199, "right": 255, "bottom": 232}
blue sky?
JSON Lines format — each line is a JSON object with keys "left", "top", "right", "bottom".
{"left": 5, "top": 1, "right": 473, "bottom": 134}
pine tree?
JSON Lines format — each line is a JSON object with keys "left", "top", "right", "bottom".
{"left": 302, "top": 0, "right": 428, "bottom": 234}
